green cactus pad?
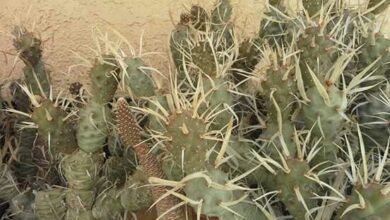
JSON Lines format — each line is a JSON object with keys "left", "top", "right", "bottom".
{"left": 340, "top": 184, "right": 390, "bottom": 220}
{"left": 170, "top": 24, "right": 191, "bottom": 80}
{"left": 191, "top": 41, "right": 217, "bottom": 77}
{"left": 303, "top": 85, "right": 347, "bottom": 140}
{"left": 164, "top": 111, "right": 213, "bottom": 173}
{"left": 89, "top": 55, "right": 120, "bottom": 104}
{"left": 206, "top": 80, "right": 234, "bottom": 130}
{"left": 298, "top": 26, "right": 337, "bottom": 85}
{"left": 22, "top": 62, "right": 51, "bottom": 97}
{"left": 272, "top": 159, "right": 319, "bottom": 219}
{"left": 92, "top": 188, "right": 124, "bottom": 220}
{"left": 358, "top": 88, "right": 390, "bottom": 148}
{"left": 65, "top": 189, "right": 95, "bottom": 210}
{"left": 120, "top": 170, "right": 153, "bottom": 212}
{"left": 13, "top": 27, "right": 51, "bottom": 97}
{"left": 211, "top": 0, "right": 232, "bottom": 26}
{"left": 184, "top": 167, "right": 264, "bottom": 219}
{"left": 190, "top": 5, "right": 209, "bottom": 31}
{"left": 359, "top": 32, "right": 390, "bottom": 79}
{"left": 31, "top": 100, "right": 77, "bottom": 154}
{"left": 12, "top": 127, "right": 38, "bottom": 183}
{"left": 77, "top": 101, "right": 112, "bottom": 153}
{"left": 123, "top": 57, "right": 156, "bottom": 98}
{"left": 62, "top": 150, "right": 102, "bottom": 191}
{"left": 8, "top": 190, "right": 36, "bottom": 220}
{"left": 34, "top": 188, "right": 66, "bottom": 220}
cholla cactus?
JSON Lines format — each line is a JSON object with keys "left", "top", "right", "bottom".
{"left": 0, "top": 0, "right": 389, "bottom": 219}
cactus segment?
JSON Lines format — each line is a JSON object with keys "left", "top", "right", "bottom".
{"left": 272, "top": 159, "right": 319, "bottom": 219}
{"left": 8, "top": 190, "right": 36, "bottom": 220}
{"left": 359, "top": 32, "right": 390, "bottom": 79}
{"left": 77, "top": 101, "right": 111, "bottom": 153}
{"left": 297, "top": 27, "right": 337, "bottom": 86}
{"left": 66, "top": 210, "right": 96, "bottom": 220}
{"left": 190, "top": 5, "right": 209, "bottom": 31}
{"left": 340, "top": 184, "right": 390, "bottom": 220}
{"left": 62, "top": 150, "right": 102, "bottom": 191}
{"left": 120, "top": 170, "right": 153, "bottom": 212}
{"left": 90, "top": 55, "right": 120, "bottom": 104}
{"left": 123, "top": 58, "right": 156, "bottom": 98}
{"left": 357, "top": 87, "right": 390, "bottom": 148}
{"left": 191, "top": 41, "right": 217, "bottom": 77}
{"left": 92, "top": 188, "right": 124, "bottom": 220}
{"left": 170, "top": 24, "right": 191, "bottom": 80}
{"left": 116, "top": 98, "right": 186, "bottom": 219}
{"left": 163, "top": 111, "right": 213, "bottom": 173}
{"left": 211, "top": 0, "right": 232, "bottom": 27}
{"left": 13, "top": 26, "right": 50, "bottom": 97}
{"left": 12, "top": 127, "right": 38, "bottom": 183}
{"left": 34, "top": 188, "right": 66, "bottom": 220}
{"left": 184, "top": 166, "right": 265, "bottom": 219}
{"left": 31, "top": 100, "right": 77, "bottom": 154}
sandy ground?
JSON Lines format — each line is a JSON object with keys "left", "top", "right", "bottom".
{"left": 0, "top": 0, "right": 388, "bottom": 96}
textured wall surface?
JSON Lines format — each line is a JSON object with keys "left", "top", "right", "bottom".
{"left": 0, "top": 0, "right": 265, "bottom": 92}
{"left": 0, "top": 0, "right": 388, "bottom": 94}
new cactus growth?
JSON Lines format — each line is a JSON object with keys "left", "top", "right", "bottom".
{"left": 1, "top": 0, "right": 389, "bottom": 219}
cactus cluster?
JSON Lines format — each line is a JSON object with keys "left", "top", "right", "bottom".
{"left": 1, "top": 0, "right": 389, "bottom": 219}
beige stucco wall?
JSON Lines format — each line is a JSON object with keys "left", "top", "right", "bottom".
{"left": 0, "top": 0, "right": 388, "bottom": 95}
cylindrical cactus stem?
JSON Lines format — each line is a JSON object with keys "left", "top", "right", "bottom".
{"left": 61, "top": 150, "right": 102, "bottom": 191}
{"left": 115, "top": 98, "right": 186, "bottom": 220}
{"left": 61, "top": 150, "right": 100, "bottom": 219}
{"left": 76, "top": 100, "right": 112, "bottom": 153}
{"left": 170, "top": 23, "right": 191, "bottom": 80}
{"left": 34, "top": 188, "right": 67, "bottom": 220}
{"left": 12, "top": 26, "right": 51, "bottom": 97}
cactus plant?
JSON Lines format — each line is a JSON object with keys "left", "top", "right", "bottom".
{"left": 1, "top": 0, "right": 389, "bottom": 219}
